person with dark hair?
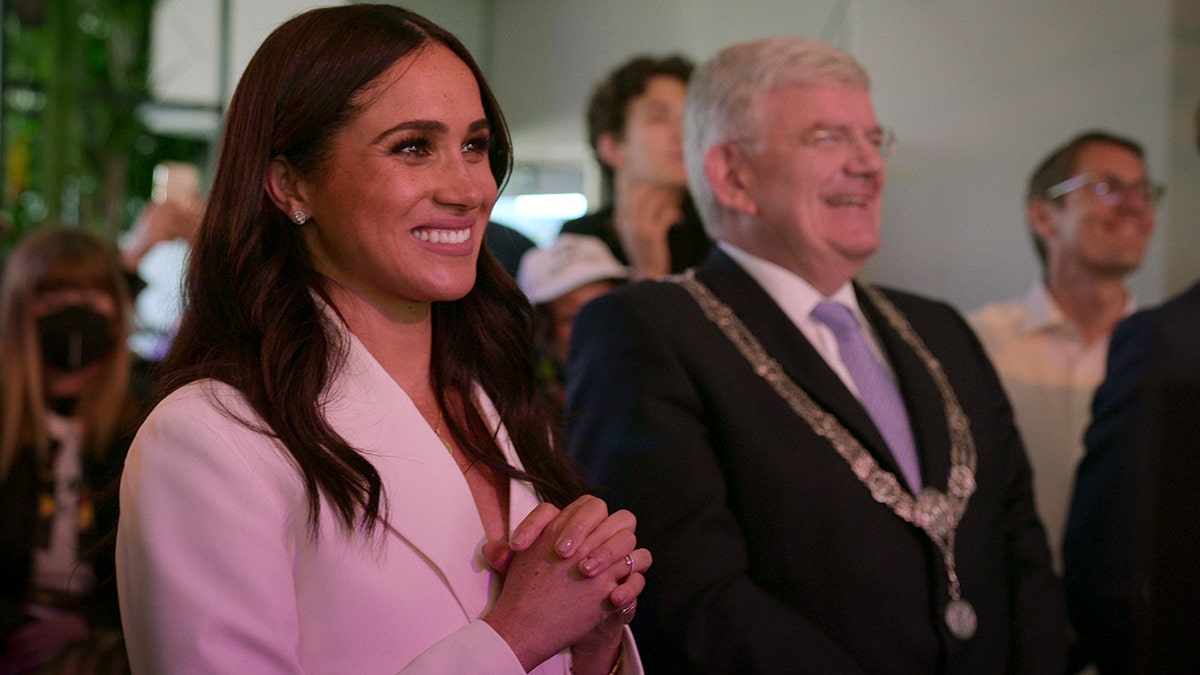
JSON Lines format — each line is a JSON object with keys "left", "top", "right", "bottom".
{"left": 968, "top": 131, "right": 1161, "bottom": 570}
{"left": 114, "top": 6, "right": 647, "bottom": 674}
{"left": 567, "top": 36, "right": 1065, "bottom": 672}
{"left": 1, "top": 228, "right": 144, "bottom": 673}
{"left": 560, "top": 54, "right": 712, "bottom": 279}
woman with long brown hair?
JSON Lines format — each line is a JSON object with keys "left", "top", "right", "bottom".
{"left": 115, "top": 5, "right": 647, "bottom": 674}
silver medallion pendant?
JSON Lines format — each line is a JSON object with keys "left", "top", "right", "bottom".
{"left": 945, "top": 598, "right": 977, "bottom": 640}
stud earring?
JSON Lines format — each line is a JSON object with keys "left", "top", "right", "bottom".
{"left": 291, "top": 210, "right": 307, "bottom": 225}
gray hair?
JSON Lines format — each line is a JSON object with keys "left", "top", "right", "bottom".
{"left": 684, "top": 36, "right": 870, "bottom": 232}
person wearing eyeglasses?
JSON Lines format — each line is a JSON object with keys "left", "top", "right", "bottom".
{"left": 565, "top": 35, "right": 1065, "bottom": 673}
{"left": 967, "top": 131, "right": 1160, "bottom": 580}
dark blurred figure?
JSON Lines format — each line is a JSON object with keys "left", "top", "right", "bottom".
{"left": 485, "top": 221, "right": 536, "bottom": 278}
{"left": 0, "top": 228, "right": 142, "bottom": 673}
{"left": 1064, "top": 280, "right": 1200, "bottom": 674}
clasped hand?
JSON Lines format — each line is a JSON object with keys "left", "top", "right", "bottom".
{"left": 481, "top": 495, "right": 650, "bottom": 672}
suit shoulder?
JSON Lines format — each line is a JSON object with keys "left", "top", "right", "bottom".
{"left": 1143, "top": 279, "right": 1200, "bottom": 324}
{"left": 572, "top": 278, "right": 708, "bottom": 351}
{"left": 559, "top": 209, "right": 610, "bottom": 236}
{"left": 872, "top": 284, "right": 965, "bottom": 322}
{"left": 589, "top": 277, "right": 694, "bottom": 312}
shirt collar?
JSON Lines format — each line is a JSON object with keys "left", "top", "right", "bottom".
{"left": 718, "top": 241, "right": 866, "bottom": 328}
{"left": 1019, "top": 280, "right": 1138, "bottom": 336}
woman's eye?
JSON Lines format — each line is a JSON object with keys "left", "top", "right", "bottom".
{"left": 463, "top": 135, "right": 491, "bottom": 156}
{"left": 391, "top": 138, "right": 431, "bottom": 156}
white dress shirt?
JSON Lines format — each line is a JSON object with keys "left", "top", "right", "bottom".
{"left": 968, "top": 281, "right": 1134, "bottom": 571}
{"left": 720, "top": 242, "right": 895, "bottom": 401}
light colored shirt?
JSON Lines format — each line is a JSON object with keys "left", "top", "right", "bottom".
{"left": 720, "top": 242, "right": 894, "bottom": 400}
{"left": 33, "top": 411, "right": 93, "bottom": 598}
{"left": 968, "top": 281, "right": 1134, "bottom": 571}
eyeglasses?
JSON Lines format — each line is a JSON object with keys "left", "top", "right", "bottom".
{"left": 798, "top": 125, "right": 898, "bottom": 159}
{"left": 733, "top": 125, "right": 898, "bottom": 159}
{"left": 1044, "top": 173, "right": 1165, "bottom": 207}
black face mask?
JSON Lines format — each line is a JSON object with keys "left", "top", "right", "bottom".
{"left": 36, "top": 305, "right": 115, "bottom": 372}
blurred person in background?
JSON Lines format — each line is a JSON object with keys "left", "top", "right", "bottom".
{"left": 969, "top": 131, "right": 1159, "bottom": 572}
{"left": 0, "top": 228, "right": 144, "bottom": 673}
{"left": 517, "top": 233, "right": 628, "bottom": 410}
{"left": 561, "top": 54, "right": 712, "bottom": 279}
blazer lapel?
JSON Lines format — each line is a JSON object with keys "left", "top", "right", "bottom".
{"left": 473, "top": 389, "right": 542, "bottom": 534}
{"left": 695, "top": 252, "right": 900, "bottom": 477}
{"left": 856, "top": 284, "right": 952, "bottom": 491}
{"left": 323, "top": 325, "right": 495, "bottom": 622}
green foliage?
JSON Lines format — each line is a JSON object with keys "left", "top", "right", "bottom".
{"left": 1, "top": 0, "right": 205, "bottom": 252}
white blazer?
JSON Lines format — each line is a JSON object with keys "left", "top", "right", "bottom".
{"left": 116, "top": 323, "right": 641, "bottom": 674}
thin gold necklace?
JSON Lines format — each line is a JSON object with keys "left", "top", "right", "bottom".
{"left": 433, "top": 412, "right": 454, "bottom": 455}
{"left": 434, "top": 410, "right": 478, "bottom": 474}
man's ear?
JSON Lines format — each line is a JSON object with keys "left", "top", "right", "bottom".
{"left": 264, "top": 156, "right": 309, "bottom": 219}
{"left": 1027, "top": 198, "right": 1059, "bottom": 244}
{"left": 704, "top": 142, "right": 757, "bottom": 216}
{"left": 596, "top": 131, "right": 626, "bottom": 170}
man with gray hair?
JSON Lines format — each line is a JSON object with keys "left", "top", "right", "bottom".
{"left": 566, "top": 36, "right": 1065, "bottom": 673}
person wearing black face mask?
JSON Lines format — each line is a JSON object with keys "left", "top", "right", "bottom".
{"left": 0, "top": 228, "right": 143, "bottom": 673}
{"left": 38, "top": 305, "right": 117, "bottom": 376}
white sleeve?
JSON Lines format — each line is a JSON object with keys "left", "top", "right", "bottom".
{"left": 117, "top": 387, "right": 310, "bottom": 674}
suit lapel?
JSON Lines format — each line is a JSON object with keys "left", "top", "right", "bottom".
{"left": 856, "top": 285, "right": 952, "bottom": 491}
{"left": 695, "top": 251, "right": 903, "bottom": 479}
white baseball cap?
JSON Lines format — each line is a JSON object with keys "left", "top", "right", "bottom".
{"left": 517, "top": 234, "right": 629, "bottom": 305}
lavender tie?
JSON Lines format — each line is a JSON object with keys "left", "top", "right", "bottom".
{"left": 811, "top": 301, "right": 922, "bottom": 492}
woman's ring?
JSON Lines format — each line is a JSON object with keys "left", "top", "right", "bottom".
{"left": 624, "top": 553, "right": 635, "bottom": 576}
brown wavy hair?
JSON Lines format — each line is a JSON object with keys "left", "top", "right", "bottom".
{"left": 155, "top": 4, "right": 585, "bottom": 534}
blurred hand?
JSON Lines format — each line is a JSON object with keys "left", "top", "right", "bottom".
{"left": 612, "top": 183, "right": 684, "bottom": 279}
{"left": 121, "top": 198, "right": 204, "bottom": 272}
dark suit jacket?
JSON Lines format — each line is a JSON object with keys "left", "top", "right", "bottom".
{"left": 566, "top": 249, "right": 1065, "bottom": 674}
{"left": 484, "top": 221, "right": 536, "bottom": 279}
{"left": 1063, "top": 280, "right": 1200, "bottom": 674}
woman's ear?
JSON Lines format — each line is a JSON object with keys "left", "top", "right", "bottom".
{"left": 264, "top": 157, "right": 309, "bottom": 221}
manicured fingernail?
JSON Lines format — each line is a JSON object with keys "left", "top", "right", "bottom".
{"left": 580, "top": 557, "right": 598, "bottom": 575}
{"left": 557, "top": 536, "right": 574, "bottom": 556}
{"left": 510, "top": 531, "right": 528, "bottom": 548}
